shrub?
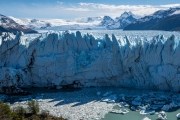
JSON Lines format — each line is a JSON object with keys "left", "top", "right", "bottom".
{"left": 14, "top": 106, "right": 26, "bottom": 116}
{"left": 0, "top": 101, "right": 12, "bottom": 118}
{"left": 27, "top": 100, "right": 39, "bottom": 115}
{"left": 41, "top": 110, "right": 49, "bottom": 119}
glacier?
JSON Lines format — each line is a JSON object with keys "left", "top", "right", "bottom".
{"left": 1, "top": 31, "right": 180, "bottom": 94}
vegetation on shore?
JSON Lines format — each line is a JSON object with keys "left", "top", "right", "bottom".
{"left": 0, "top": 100, "right": 67, "bottom": 120}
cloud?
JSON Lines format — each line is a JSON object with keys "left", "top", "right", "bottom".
{"left": 56, "top": 1, "right": 64, "bottom": 4}
{"left": 78, "top": 3, "right": 180, "bottom": 17}
{"left": 159, "top": 4, "right": 180, "bottom": 8}
{"left": 0, "top": 2, "right": 180, "bottom": 19}
{"left": 64, "top": 7, "right": 92, "bottom": 12}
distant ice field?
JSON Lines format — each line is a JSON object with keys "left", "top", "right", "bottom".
{"left": 36, "top": 30, "right": 180, "bottom": 39}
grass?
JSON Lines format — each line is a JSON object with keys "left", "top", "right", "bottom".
{"left": 0, "top": 100, "right": 67, "bottom": 120}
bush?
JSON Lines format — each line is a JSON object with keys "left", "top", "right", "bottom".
{"left": 0, "top": 101, "right": 12, "bottom": 118}
{"left": 0, "top": 101, "right": 67, "bottom": 120}
{"left": 27, "top": 100, "right": 39, "bottom": 115}
{"left": 14, "top": 106, "right": 26, "bottom": 116}
{"left": 41, "top": 110, "right": 49, "bottom": 119}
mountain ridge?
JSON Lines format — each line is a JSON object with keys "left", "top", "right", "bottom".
{"left": 0, "top": 14, "right": 37, "bottom": 34}
{"left": 99, "top": 11, "right": 138, "bottom": 29}
{"left": 124, "top": 7, "right": 180, "bottom": 31}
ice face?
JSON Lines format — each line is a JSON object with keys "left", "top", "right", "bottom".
{"left": 1, "top": 31, "right": 180, "bottom": 93}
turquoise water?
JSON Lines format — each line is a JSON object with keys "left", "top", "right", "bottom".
{"left": 101, "top": 105, "right": 180, "bottom": 120}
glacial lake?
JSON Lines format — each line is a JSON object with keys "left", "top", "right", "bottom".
{"left": 2, "top": 87, "right": 180, "bottom": 120}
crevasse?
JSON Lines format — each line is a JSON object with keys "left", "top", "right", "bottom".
{"left": 0, "top": 31, "right": 180, "bottom": 94}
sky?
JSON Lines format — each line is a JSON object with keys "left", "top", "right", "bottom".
{"left": 0, "top": 0, "right": 180, "bottom": 19}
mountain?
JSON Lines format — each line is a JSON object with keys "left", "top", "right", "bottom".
{"left": 99, "top": 16, "right": 115, "bottom": 29}
{"left": 124, "top": 7, "right": 180, "bottom": 31}
{"left": 114, "top": 11, "right": 138, "bottom": 29}
{"left": 7, "top": 12, "right": 138, "bottom": 31}
{"left": 150, "top": 14, "right": 180, "bottom": 31}
{"left": 0, "top": 14, "right": 37, "bottom": 34}
{"left": 9, "top": 16, "right": 104, "bottom": 30}
{"left": 9, "top": 17, "right": 52, "bottom": 29}
{"left": 44, "top": 17, "right": 105, "bottom": 31}
{"left": 99, "top": 12, "right": 138, "bottom": 29}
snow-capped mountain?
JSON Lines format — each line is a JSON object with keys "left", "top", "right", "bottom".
{"left": 124, "top": 7, "right": 180, "bottom": 31}
{"left": 9, "top": 17, "right": 52, "bottom": 29}
{"left": 99, "top": 12, "right": 138, "bottom": 29}
{"left": 6, "top": 12, "right": 138, "bottom": 31}
{"left": 0, "top": 14, "right": 37, "bottom": 34}
{"left": 99, "top": 16, "right": 115, "bottom": 29}
{"left": 114, "top": 11, "right": 138, "bottom": 29}
{"left": 9, "top": 16, "right": 104, "bottom": 30}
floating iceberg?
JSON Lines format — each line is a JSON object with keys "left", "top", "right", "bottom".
{"left": 140, "top": 110, "right": 155, "bottom": 115}
{"left": 156, "top": 111, "right": 167, "bottom": 120}
{"left": 176, "top": 113, "right": 180, "bottom": 118}
{"left": 110, "top": 109, "right": 129, "bottom": 114}
{"left": 142, "top": 117, "right": 151, "bottom": 120}
{"left": 101, "top": 94, "right": 117, "bottom": 103}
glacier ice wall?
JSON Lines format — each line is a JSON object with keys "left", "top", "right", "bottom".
{"left": 1, "top": 31, "right": 180, "bottom": 93}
